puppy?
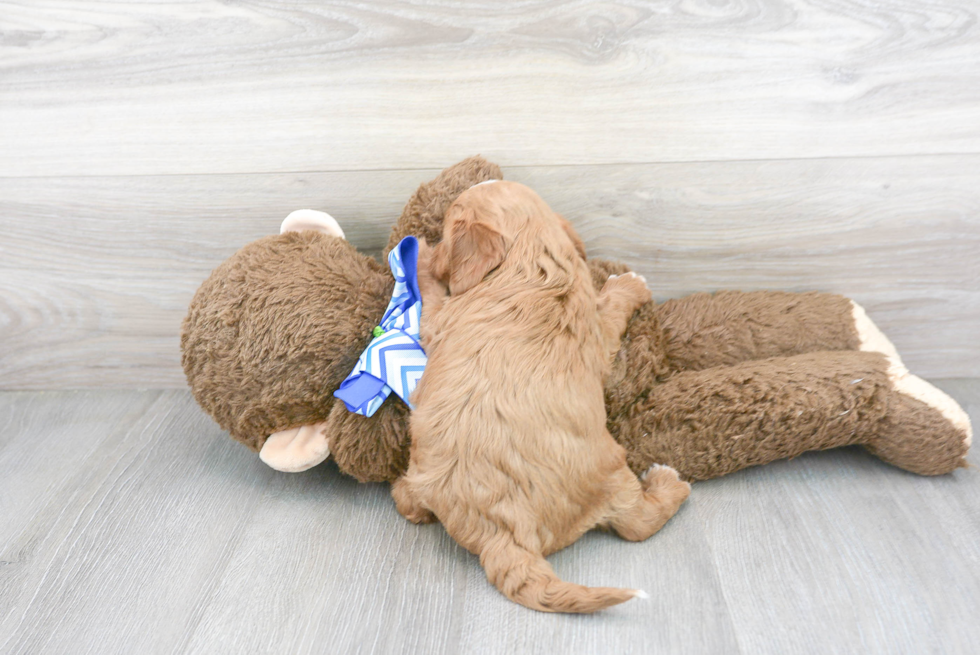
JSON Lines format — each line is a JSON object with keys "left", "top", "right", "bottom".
{"left": 391, "top": 181, "right": 690, "bottom": 613}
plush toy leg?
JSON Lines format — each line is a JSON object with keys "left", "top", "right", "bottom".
{"left": 655, "top": 290, "right": 860, "bottom": 372}
{"left": 609, "top": 350, "right": 970, "bottom": 481}
{"left": 259, "top": 422, "right": 331, "bottom": 472}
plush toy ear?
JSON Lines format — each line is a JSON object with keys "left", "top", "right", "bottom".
{"left": 280, "top": 210, "right": 346, "bottom": 239}
{"left": 259, "top": 422, "right": 331, "bottom": 472}
{"left": 445, "top": 206, "right": 509, "bottom": 295}
{"left": 558, "top": 213, "right": 587, "bottom": 260}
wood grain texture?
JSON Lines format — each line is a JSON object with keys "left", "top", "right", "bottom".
{"left": 695, "top": 450, "right": 980, "bottom": 655}
{"left": 0, "top": 391, "right": 273, "bottom": 655}
{"left": 0, "top": 387, "right": 977, "bottom": 654}
{"left": 694, "top": 378, "right": 980, "bottom": 654}
{"left": 2, "top": 0, "right": 979, "bottom": 176}
{"left": 2, "top": 156, "right": 977, "bottom": 388}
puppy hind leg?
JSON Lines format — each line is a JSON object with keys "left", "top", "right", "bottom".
{"left": 604, "top": 464, "right": 690, "bottom": 542}
{"left": 391, "top": 476, "right": 437, "bottom": 524}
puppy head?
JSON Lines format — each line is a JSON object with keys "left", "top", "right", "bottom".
{"left": 431, "top": 185, "right": 512, "bottom": 295}
{"left": 432, "top": 181, "right": 587, "bottom": 294}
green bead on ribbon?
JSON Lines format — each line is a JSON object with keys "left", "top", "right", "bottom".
{"left": 372, "top": 325, "right": 385, "bottom": 338}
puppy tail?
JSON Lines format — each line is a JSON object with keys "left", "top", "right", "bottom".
{"left": 480, "top": 533, "right": 640, "bottom": 613}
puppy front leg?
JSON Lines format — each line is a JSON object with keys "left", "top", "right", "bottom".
{"left": 597, "top": 272, "right": 652, "bottom": 360}
{"left": 391, "top": 475, "right": 437, "bottom": 524}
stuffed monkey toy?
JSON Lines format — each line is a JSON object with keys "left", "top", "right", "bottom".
{"left": 181, "top": 157, "right": 972, "bottom": 482}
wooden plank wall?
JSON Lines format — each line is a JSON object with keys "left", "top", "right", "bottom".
{"left": 1, "top": 0, "right": 978, "bottom": 388}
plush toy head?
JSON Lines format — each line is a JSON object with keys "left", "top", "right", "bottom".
{"left": 180, "top": 227, "right": 391, "bottom": 451}
{"left": 181, "top": 156, "right": 502, "bottom": 480}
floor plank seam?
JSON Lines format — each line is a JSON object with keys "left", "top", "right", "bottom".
{"left": 685, "top": 496, "right": 746, "bottom": 655}
{"left": 3, "top": 149, "right": 980, "bottom": 181}
{"left": 174, "top": 489, "right": 267, "bottom": 655}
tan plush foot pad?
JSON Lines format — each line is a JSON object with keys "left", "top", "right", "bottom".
{"left": 852, "top": 300, "right": 973, "bottom": 448}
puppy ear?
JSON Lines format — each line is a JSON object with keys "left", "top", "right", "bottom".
{"left": 447, "top": 206, "right": 509, "bottom": 295}
{"left": 428, "top": 239, "right": 450, "bottom": 284}
{"left": 558, "top": 214, "right": 587, "bottom": 260}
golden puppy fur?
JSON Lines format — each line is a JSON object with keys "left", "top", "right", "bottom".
{"left": 391, "top": 181, "right": 691, "bottom": 613}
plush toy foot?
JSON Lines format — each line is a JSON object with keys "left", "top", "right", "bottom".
{"left": 852, "top": 300, "right": 973, "bottom": 453}
{"left": 259, "top": 422, "right": 331, "bottom": 472}
{"left": 851, "top": 301, "right": 903, "bottom": 363}
{"left": 868, "top": 390, "right": 971, "bottom": 475}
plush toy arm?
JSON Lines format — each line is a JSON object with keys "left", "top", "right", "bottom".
{"left": 326, "top": 397, "right": 412, "bottom": 483}
{"left": 654, "top": 290, "right": 862, "bottom": 373}
{"left": 609, "top": 350, "right": 970, "bottom": 481}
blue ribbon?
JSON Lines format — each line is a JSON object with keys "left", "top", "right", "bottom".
{"left": 334, "top": 237, "right": 428, "bottom": 416}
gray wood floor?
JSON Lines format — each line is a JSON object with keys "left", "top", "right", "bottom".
{"left": 1, "top": 380, "right": 978, "bottom": 655}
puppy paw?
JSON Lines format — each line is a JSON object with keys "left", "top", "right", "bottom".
{"left": 641, "top": 464, "right": 691, "bottom": 505}
{"left": 391, "top": 478, "right": 438, "bottom": 524}
{"left": 402, "top": 507, "right": 438, "bottom": 524}
{"left": 603, "top": 272, "right": 652, "bottom": 311}
{"left": 609, "top": 271, "right": 647, "bottom": 284}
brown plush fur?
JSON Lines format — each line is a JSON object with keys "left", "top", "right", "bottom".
{"left": 182, "top": 157, "right": 501, "bottom": 469}
{"left": 611, "top": 349, "right": 968, "bottom": 479}
{"left": 181, "top": 156, "right": 971, "bottom": 488}
{"left": 385, "top": 156, "right": 503, "bottom": 258}
{"left": 394, "top": 181, "right": 689, "bottom": 613}
{"left": 181, "top": 232, "right": 392, "bottom": 451}
{"left": 658, "top": 290, "right": 861, "bottom": 373}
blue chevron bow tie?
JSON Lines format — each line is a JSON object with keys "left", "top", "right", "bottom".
{"left": 334, "top": 236, "right": 428, "bottom": 416}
